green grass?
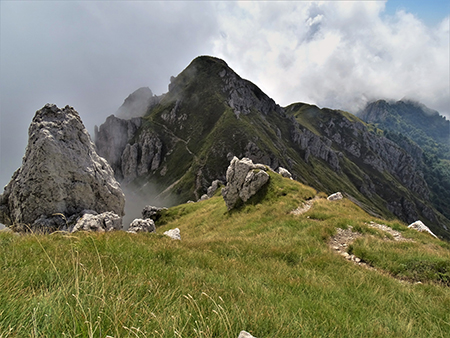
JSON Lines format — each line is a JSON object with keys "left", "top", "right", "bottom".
{"left": 1, "top": 176, "right": 450, "bottom": 337}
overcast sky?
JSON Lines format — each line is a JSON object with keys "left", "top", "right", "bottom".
{"left": 1, "top": 0, "right": 449, "bottom": 189}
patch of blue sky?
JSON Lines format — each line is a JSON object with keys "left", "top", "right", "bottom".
{"left": 383, "top": 0, "right": 450, "bottom": 26}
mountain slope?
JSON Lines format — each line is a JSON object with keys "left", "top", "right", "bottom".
{"left": 359, "top": 100, "right": 450, "bottom": 225}
{"left": 95, "top": 56, "right": 450, "bottom": 239}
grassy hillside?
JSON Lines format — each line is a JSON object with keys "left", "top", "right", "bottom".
{"left": 1, "top": 175, "right": 449, "bottom": 337}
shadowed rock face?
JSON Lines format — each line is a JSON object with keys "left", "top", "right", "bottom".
{"left": 0, "top": 104, "right": 125, "bottom": 231}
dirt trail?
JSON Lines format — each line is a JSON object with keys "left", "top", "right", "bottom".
{"left": 290, "top": 196, "right": 322, "bottom": 215}
{"left": 329, "top": 222, "right": 413, "bottom": 268}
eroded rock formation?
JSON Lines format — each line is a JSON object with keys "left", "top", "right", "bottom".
{"left": 0, "top": 104, "right": 125, "bottom": 232}
{"left": 222, "top": 157, "right": 270, "bottom": 210}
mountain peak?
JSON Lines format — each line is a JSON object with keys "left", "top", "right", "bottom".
{"left": 190, "top": 55, "right": 230, "bottom": 68}
{"left": 167, "top": 55, "right": 280, "bottom": 118}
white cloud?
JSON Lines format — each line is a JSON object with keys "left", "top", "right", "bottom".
{"left": 213, "top": 1, "right": 450, "bottom": 116}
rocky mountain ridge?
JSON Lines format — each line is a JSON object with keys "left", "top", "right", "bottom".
{"left": 95, "top": 56, "right": 450, "bottom": 239}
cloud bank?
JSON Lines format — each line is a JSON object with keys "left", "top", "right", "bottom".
{"left": 214, "top": 1, "right": 449, "bottom": 115}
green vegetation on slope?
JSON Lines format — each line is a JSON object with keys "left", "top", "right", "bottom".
{"left": 1, "top": 175, "right": 449, "bottom": 337}
{"left": 359, "top": 99, "right": 450, "bottom": 223}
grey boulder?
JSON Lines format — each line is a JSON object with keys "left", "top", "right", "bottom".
{"left": 221, "top": 157, "right": 270, "bottom": 210}
{"left": 142, "top": 206, "right": 167, "bottom": 222}
{"left": 327, "top": 192, "right": 343, "bottom": 201}
{"left": 72, "top": 212, "right": 122, "bottom": 233}
{"left": 277, "top": 167, "right": 293, "bottom": 179}
{"left": 127, "top": 218, "right": 156, "bottom": 234}
{"left": 238, "top": 331, "right": 256, "bottom": 338}
{"left": 163, "top": 228, "right": 181, "bottom": 240}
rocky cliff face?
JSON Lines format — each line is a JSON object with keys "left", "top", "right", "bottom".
{"left": 95, "top": 116, "right": 164, "bottom": 184}
{"left": 286, "top": 103, "right": 431, "bottom": 225}
{"left": 358, "top": 99, "right": 450, "bottom": 229}
{"left": 317, "top": 108, "right": 429, "bottom": 198}
{"left": 94, "top": 56, "right": 450, "bottom": 239}
{"left": 219, "top": 63, "right": 283, "bottom": 118}
{"left": 120, "top": 129, "right": 163, "bottom": 183}
{"left": 0, "top": 104, "right": 125, "bottom": 232}
{"left": 290, "top": 117, "right": 341, "bottom": 172}
{"left": 95, "top": 115, "right": 143, "bottom": 180}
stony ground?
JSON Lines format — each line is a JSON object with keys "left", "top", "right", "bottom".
{"left": 329, "top": 221, "right": 414, "bottom": 273}
{"left": 291, "top": 199, "right": 414, "bottom": 274}
{"left": 290, "top": 196, "right": 321, "bottom": 215}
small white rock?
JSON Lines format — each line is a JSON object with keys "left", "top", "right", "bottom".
{"left": 408, "top": 220, "right": 438, "bottom": 239}
{"left": 238, "top": 331, "right": 256, "bottom": 338}
{"left": 327, "top": 192, "right": 343, "bottom": 201}
{"left": 163, "top": 228, "right": 181, "bottom": 240}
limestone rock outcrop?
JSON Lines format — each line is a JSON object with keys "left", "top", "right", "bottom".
{"left": 94, "top": 115, "right": 142, "bottom": 180}
{"left": 142, "top": 206, "right": 167, "bottom": 222}
{"left": 127, "top": 218, "right": 156, "bottom": 234}
{"left": 207, "top": 180, "right": 223, "bottom": 198}
{"left": 221, "top": 157, "right": 270, "bottom": 210}
{"left": 198, "top": 180, "right": 223, "bottom": 201}
{"left": 0, "top": 104, "right": 125, "bottom": 232}
{"left": 72, "top": 212, "right": 122, "bottom": 233}
{"left": 327, "top": 192, "right": 343, "bottom": 201}
{"left": 277, "top": 167, "right": 293, "bottom": 179}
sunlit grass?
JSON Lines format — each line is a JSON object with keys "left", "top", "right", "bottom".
{"left": 1, "top": 175, "right": 449, "bottom": 337}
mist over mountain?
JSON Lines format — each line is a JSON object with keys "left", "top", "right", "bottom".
{"left": 116, "top": 87, "right": 165, "bottom": 120}
{"left": 359, "top": 99, "right": 450, "bottom": 145}
{"left": 95, "top": 56, "right": 450, "bottom": 239}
